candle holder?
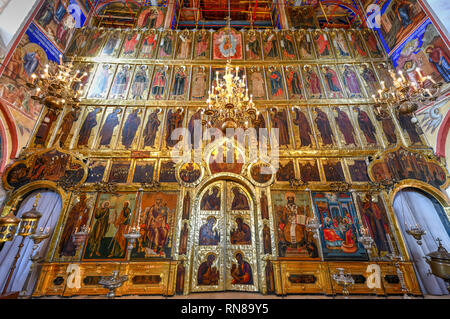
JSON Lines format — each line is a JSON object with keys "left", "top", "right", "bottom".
{"left": 406, "top": 224, "right": 426, "bottom": 245}
{"left": 305, "top": 217, "right": 321, "bottom": 239}
{"left": 332, "top": 268, "right": 354, "bottom": 298}
{"left": 386, "top": 253, "right": 410, "bottom": 299}
{"left": 19, "top": 227, "right": 50, "bottom": 298}
{"left": 72, "top": 225, "right": 90, "bottom": 251}
{"left": 124, "top": 227, "right": 141, "bottom": 261}
{"left": 358, "top": 227, "right": 375, "bottom": 251}
{"left": 98, "top": 270, "right": 128, "bottom": 299}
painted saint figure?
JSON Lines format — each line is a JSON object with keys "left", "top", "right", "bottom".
{"left": 360, "top": 64, "right": 379, "bottom": 97}
{"left": 333, "top": 32, "right": 350, "bottom": 57}
{"left": 426, "top": 44, "right": 450, "bottom": 82}
{"left": 87, "top": 201, "right": 111, "bottom": 258}
{"left": 305, "top": 67, "right": 322, "bottom": 98}
{"left": 159, "top": 33, "right": 173, "bottom": 58}
{"left": 88, "top": 64, "right": 112, "bottom": 99}
{"left": 110, "top": 66, "right": 131, "bottom": 99}
{"left": 201, "top": 187, "right": 221, "bottom": 210}
{"left": 57, "top": 109, "right": 80, "bottom": 147}
{"left": 323, "top": 66, "right": 343, "bottom": 98}
{"left": 250, "top": 69, "right": 265, "bottom": 99}
{"left": 151, "top": 67, "right": 167, "bottom": 99}
{"left": 264, "top": 32, "right": 278, "bottom": 58}
{"left": 297, "top": 32, "right": 313, "bottom": 58}
{"left": 191, "top": 67, "right": 207, "bottom": 100}
{"left": 260, "top": 191, "right": 269, "bottom": 220}
{"left": 59, "top": 194, "right": 90, "bottom": 257}
{"left": 172, "top": 67, "right": 187, "bottom": 97}
{"left": 247, "top": 32, "right": 260, "bottom": 59}
{"left": 197, "top": 254, "right": 219, "bottom": 285}
{"left": 281, "top": 33, "right": 296, "bottom": 59}
{"left": 231, "top": 253, "right": 253, "bottom": 285}
{"left": 195, "top": 32, "right": 208, "bottom": 58}
{"left": 199, "top": 217, "right": 220, "bottom": 245}
{"left": 263, "top": 224, "right": 272, "bottom": 254}
{"left": 230, "top": 217, "right": 251, "bottom": 245}
{"left": 165, "top": 108, "right": 184, "bottom": 148}
{"left": 293, "top": 108, "right": 312, "bottom": 147}
{"left": 77, "top": 108, "right": 101, "bottom": 147}
{"left": 336, "top": 108, "right": 357, "bottom": 146}
{"left": 342, "top": 65, "right": 362, "bottom": 97}
{"left": 177, "top": 32, "right": 192, "bottom": 59}
{"left": 314, "top": 108, "right": 334, "bottom": 146}
{"left": 140, "top": 33, "right": 157, "bottom": 58}
{"left": 286, "top": 67, "right": 303, "bottom": 99}
{"left": 122, "top": 33, "right": 139, "bottom": 57}
{"left": 131, "top": 66, "right": 149, "bottom": 100}
{"left": 231, "top": 188, "right": 249, "bottom": 210}
{"left": 143, "top": 109, "right": 161, "bottom": 148}
{"left": 268, "top": 67, "right": 284, "bottom": 98}
{"left": 121, "top": 109, "right": 141, "bottom": 149}
{"left": 178, "top": 223, "right": 188, "bottom": 255}
{"left": 356, "top": 107, "right": 377, "bottom": 145}
{"left": 271, "top": 109, "right": 290, "bottom": 146}
{"left": 98, "top": 108, "right": 120, "bottom": 147}
{"left": 315, "top": 32, "right": 331, "bottom": 57}
{"left": 108, "top": 201, "right": 132, "bottom": 258}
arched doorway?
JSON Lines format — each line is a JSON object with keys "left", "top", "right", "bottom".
{"left": 0, "top": 189, "right": 62, "bottom": 296}
{"left": 190, "top": 179, "right": 260, "bottom": 293}
{"left": 393, "top": 188, "right": 450, "bottom": 295}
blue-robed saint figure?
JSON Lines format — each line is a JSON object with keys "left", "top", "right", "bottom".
{"left": 199, "top": 216, "right": 220, "bottom": 245}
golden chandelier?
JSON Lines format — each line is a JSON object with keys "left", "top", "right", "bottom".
{"left": 204, "top": 61, "right": 257, "bottom": 131}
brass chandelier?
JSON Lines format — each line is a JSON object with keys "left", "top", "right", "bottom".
{"left": 27, "top": 55, "right": 85, "bottom": 111}
{"left": 372, "top": 67, "right": 442, "bottom": 119}
{"left": 203, "top": 0, "right": 257, "bottom": 131}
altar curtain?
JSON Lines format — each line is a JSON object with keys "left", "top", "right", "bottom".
{"left": 0, "top": 189, "right": 62, "bottom": 294}
{"left": 393, "top": 189, "right": 450, "bottom": 295}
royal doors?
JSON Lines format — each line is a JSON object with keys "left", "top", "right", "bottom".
{"left": 191, "top": 180, "right": 259, "bottom": 292}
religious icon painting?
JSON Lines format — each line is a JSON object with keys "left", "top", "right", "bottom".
{"left": 187, "top": 108, "right": 204, "bottom": 149}
{"left": 65, "top": 28, "right": 89, "bottom": 57}
{"left": 266, "top": 66, "right": 286, "bottom": 100}
{"left": 82, "top": 192, "right": 137, "bottom": 261}
{"left": 313, "top": 30, "right": 333, "bottom": 59}
{"left": 130, "top": 191, "right": 177, "bottom": 259}
{"left": 280, "top": 30, "right": 297, "bottom": 60}
{"left": 178, "top": 221, "right": 189, "bottom": 256}
{"left": 196, "top": 252, "right": 220, "bottom": 286}
{"left": 247, "top": 67, "right": 266, "bottom": 100}
{"left": 248, "top": 162, "right": 274, "bottom": 186}
{"left": 362, "top": 29, "right": 384, "bottom": 58}
{"left": 298, "top": 159, "right": 321, "bottom": 183}
{"left": 338, "top": 64, "right": 365, "bottom": 99}
{"left": 208, "top": 144, "right": 245, "bottom": 175}
{"left": 139, "top": 29, "right": 159, "bottom": 59}
{"left": 261, "top": 222, "right": 272, "bottom": 255}
{"left": 331, "top": 106, "right": 359, "bottom": 148}
{"left": 140, "top": 107, "right": 163, "bottom": 150}
{"left": 177, "top": 162, "right": 203, "bottom": 186}
{"left": 270, "top": 107, "right": 291, "bottom": 148}
{"left": 374, "top": 108, "right": 398, "bottom": 147}
{"left": 132, "top": 160, "right": 156, "bottom": 184}
{"left": 229, "top": 251, "right": 255, "bottom": 287}
{"left": 356, "top": 63, "right": 381, "bottom": 99}
{"left": 213, "top": 28, "right": 243, "bottom": 60}
{"left": 108, "top": 161, "right": 131, "bottom": 184}
{"left": 262, "top": 30, "right": 279, "bottom": 60}
{"left": 348, "top": 30, "right": 368, "bottom": 59}
{"left": 170, "top": 66, "right": 190, "bottom": 100}
{"left": 149, "top": 65, "right": 171, "bottom": 100}
{"left": 108, "top": 65, "right": 134, "bottom": 100}
{"left": 354, "top": 192, "right": 396, "bottom": 258}
{"left": 200, "top": 188, "right": 221, "bottom": 211}
{"left": 272, "top": 191, "right": 319, "bottom": 259}
{"left": 101, "top": 30, "right": 123, "bottom": 58}
{"left": 375, "top": 62, "right": 395, "bottom": 91}
{"left": 83, "top": 29, "right": 108, "bottom": 57}
{"left": 175, "top": 30, "right": 193, "bottom": 60}
{"left": 55, "top": 108, "right": 82, "bottom": 148}
{"left": 128, "top": 65, "right": 153, "bottom": 100}
{"left": 198, "top": 216, "right": 221, "bottom": 246}
{"left": 85, "top": 160, "right": 107, "bottom": 184}
{"left": 32, "top": 108, "right": 60, "bottom": 148}
{"left": 190, "top": 66, "right": 209, "bottom": 101}
{"left": 72, "top": 63, "right": 96, "bottom": 99}
{"left": 76, "top": 107, "right": 104, "bottom": 149}
{"left": 290, "top": 107, "right": 315, "bottom": 149}
{"left": 55, "top": 192, "right": 97, "bottom": 260}
{"left": 96, "top": 107, "right": 124, "bottom": 149}
{"left": 229, "top": 216, "right": 252, "bottom": 245}
{"left": 320, "top": 65, "right": 344, "bottom": 99}
{"left": 228, "top": 188, "right": 251, "bottom": 212}
{"left": 158, "top": 30, "right": 175, "bottom": 59}
{"left": 87, "top": 64, "right": 116, "bottom": 100}
{"left": 352, "top": 106, "right": 380, "bottom": 147}
{"left": 396, "top": 112, "right": 425, "bottom": 147}
{"left": 137, "top": 6, "right": 165, "bottom": 29}
{"left": 164, "top": 107, "right": 185, "bottom": 149}
{"left": 321, "top": 159, "right": 347, "bottom": 182}
{"left": 158, "top": 160, "right": 178, "bottom": 183}
{"left": 330, "top": 30, "right": 351, "bottom": 59}
{"left": 295, "top": 30, "right": 315, "bottom": 60}
{"left": 117, "top": 108, "right": 143, "bottom": 150}
{"left": 285, "top": 66, "right": 304, "bottom": 100}
{"left": 346, "top": 159, "right": 370, "bottom": 183}
{"left": 251, "top": 109, "right": 269, "bottom": 149}
{"left": 194, "top": 30, "right": 211, "bottom": 60}
{"left": 312, "top": 192, "right": 368, "bottom": 261}
{"left": 302, "top": 65, "right": 323, "bottom": 99}
{"left": 120, "top": 31, "right": 142, "bottom": 58}
{"left": 276, "top": 159, "right": 296, "bottom": 183}
{"left": 311, "top": 107, "right": 337, "bottom": 148}
{"left": 244, "top": 29, "right": 262, "bottom": 60}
